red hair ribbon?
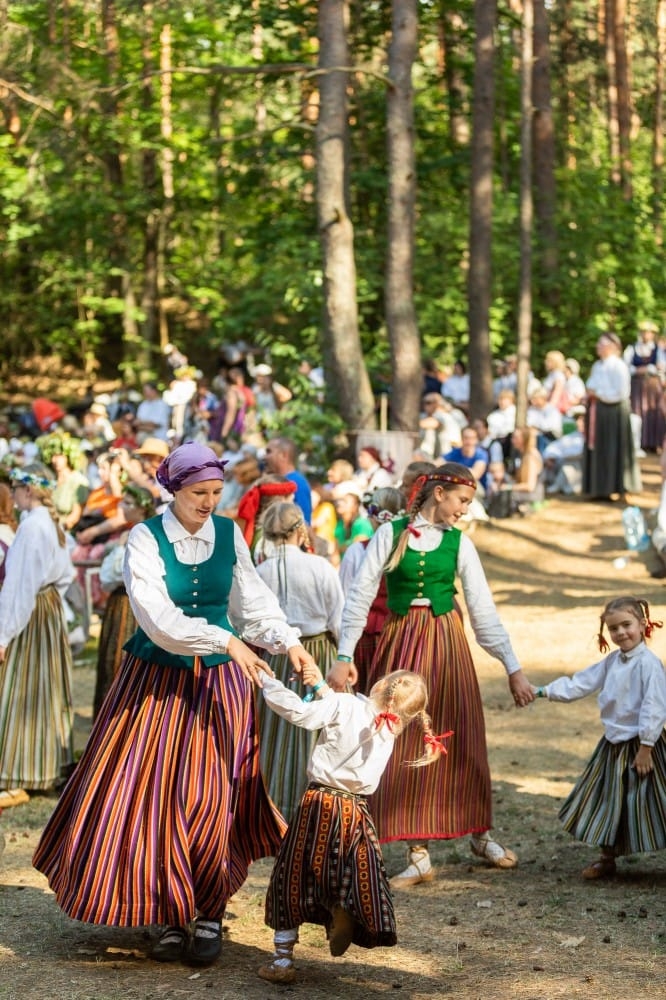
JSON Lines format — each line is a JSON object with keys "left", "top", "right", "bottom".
{"left": 407, "top": 524, "right": 421, "bottom": 538}
{"left": 374, "top": 711, "right": 401, "bottom": 733}
{"left": 425, "top": 730, "right": 454, "bottom": 755}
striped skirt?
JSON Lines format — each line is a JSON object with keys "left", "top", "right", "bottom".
{"left": 258, "top": 632, "right": 338, "bottom": 823}
{"left": 265, "top": 784, "right": 397, "bottom": 949}
{"left": 93, "top": 586, "right": 136, "bottom": 719}
{"left": 558, "top": 733, "right": 666, "bottom": 855}
{"left": 0, "top": 585, "right": 73, "bottom": 790}
{"left": 364, "top": 606, "right": 492, "bottom": 843}
{"left": 33, "top": 653, "right": 286, "bottom": 927}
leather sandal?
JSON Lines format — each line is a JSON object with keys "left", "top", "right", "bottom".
{"left": 582, "top": 857, "right": 616, "bottom": 880}
{"left": 390, "top": 846, "right": 435, "bottom": 889}
{"left": 328, "top": 904, "right": 355, "bottom": 957}
{"left": 470, "top": 835, "right": 518, "bottom": 869}
{"left": 258, "top": 959, "right": 296, "bottom": 984}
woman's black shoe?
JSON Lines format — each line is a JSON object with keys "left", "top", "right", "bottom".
{"left": 150, "top": 926, "right": 187, "bottom": 962}
{"left": 187, "top": 918, "right": 222, "bottom": 966}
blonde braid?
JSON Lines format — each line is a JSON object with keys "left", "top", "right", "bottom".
{"left": 39, "top": 491, "right": 67, "bottom": 547}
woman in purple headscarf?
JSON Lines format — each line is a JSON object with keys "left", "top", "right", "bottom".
{"left": 33, "top": 442, "right": 316, "bottom": 967}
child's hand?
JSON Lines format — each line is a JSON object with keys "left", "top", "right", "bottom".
{"left": 632, "top": 744, "right": 654, "bottom": 777}
{"left": 300, "top": 662, "right": 324, "bottom": 688}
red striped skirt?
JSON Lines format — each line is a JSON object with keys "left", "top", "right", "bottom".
{"left": 265, "top": 784, "right": 396, "bottom": 949}
{"left": 364, "top": 606, "right": 492, "bottom": 842}
{"left": 33, "top": 653, "right": 286, "bottom": 927}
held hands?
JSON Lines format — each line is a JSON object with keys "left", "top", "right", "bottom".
{"left": 227, "top": 635, "right": 273, "bottom": 687}
{"left": 286, "top": 645, "right": 320, "bottom": 687}
{"left": 632, "top": 744, "right": 654, "bottom": 777}
{"left": 326, "top": 658, "right": 358, "bottom": 692}
{"left": 509, "top": 670, "right": 536, "bottom": 708}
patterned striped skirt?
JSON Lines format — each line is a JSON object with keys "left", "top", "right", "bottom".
{"left": 93, "top": 586, "right": 136, "bottom": 719}
{"left": 558, "top": 733, "right": 666, "bottom": 855}
{"left": 258, "top": 632, "right": 337, "bottom": 823}
{"left": 364, "top": 606, "right": 492, "bottom": 843}
{"left": 33, "top": 653, "right": 286, "bottom": 927}
{"left": 265, "top": 784, "right": 397, "bottom": 949}
{"left": 0, "top": 585, "right": 73, "bottom": 790}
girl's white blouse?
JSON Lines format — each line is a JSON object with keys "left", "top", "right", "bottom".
{"left": 261, "top": 674, "right": 395, "bottom": 794}
{"left": 0, "top": 506, "right": 74, "bottom": 647}
{"left": 123, "top": 507, "right": 301, "bottom": 658}
{"left": 337, "top": 515, "right": 521, "bottom": 674}
{"left": 256, "top": 545, "right": 344, "bottom": 642}
{"left": 585, "top": 355, "right": 630, "bottom": 404}
{"left": 545, "top": 642, "right": 666, "bottom": 745}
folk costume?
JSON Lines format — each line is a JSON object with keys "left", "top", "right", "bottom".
{"left": 584, "top": 338, "right": 641, "bottom": 498}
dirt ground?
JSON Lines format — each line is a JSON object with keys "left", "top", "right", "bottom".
{"left": 1, "top": 461, "right": 665, "bottom": 1000}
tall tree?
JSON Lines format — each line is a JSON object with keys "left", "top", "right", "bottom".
{"left": 532, "top": 0, "right": 558, "bottom": 331}
{"left": 516, "top": 0, "right": 534, "bottom": 427}
{"left": 316, "top": 0, "right": 375, "bottom": 430}
{"left": 385, "top": 0, "right": 421, "bottom": 432}
{"left": 467, "top": 0, "right": 496, "bottom": 420}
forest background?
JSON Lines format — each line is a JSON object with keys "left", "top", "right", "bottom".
{"left": 1, "top": 0, "right": 666, "bottom": 455}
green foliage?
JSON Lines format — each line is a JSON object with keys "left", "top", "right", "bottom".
{"left": 1, "top": 0, "right": 665, "bottom": 402}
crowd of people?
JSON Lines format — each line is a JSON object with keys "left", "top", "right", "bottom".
{"left": 0, "top": 332, "right": 664, "bottom": 984}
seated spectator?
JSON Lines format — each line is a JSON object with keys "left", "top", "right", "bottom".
{"left": 509, "top": 426, "right": 544, "bottom": 513}
{"left": 487, "top": 389, "right": 517, "bottom": 445}
{"left": 353, "top": 445, "right": 394, "bottom": 492}
{"left": 440, "top": 360, "right": 470, "bottom": 413}
{"left": 443, "top": 425, "right": 489, "bottom": 490}
{"left": 484, "top": 460, "right": 514, "bottom": 519}
{"left": 135, "top": 382, "right": 171, "bottom": 443}
{"left": 543, "top": 407, "right": 586, "bottom": 495}
{"left": 418, "top": 394, "right": 462, "bottom": 460}
{"left": 526, "top": 387, "right": 562, "bottom": 453}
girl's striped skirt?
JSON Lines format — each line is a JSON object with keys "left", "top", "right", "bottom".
{"left": 258, "top": 632, "right": 337, "bottom": 823}
{"left": 33, "top": 653, "right": 286, "bottom": 927}
{"left": 558, "top": 732, "right": 666, "bottom": 855}
{"left": 265, "top": 784, "right": 397, "bottom": 949}
{"left": 363, "top": 606, "right": 492, "bottom": 842}
{"left": 0, "top": 585, "right": 73, "bottom": 790}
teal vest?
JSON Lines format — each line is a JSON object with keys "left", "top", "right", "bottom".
{"left": 385, "top": 517, "right": 461, "bottom": 616}
{"left": 123, "top": 514, "right": 238, "bottom": 670}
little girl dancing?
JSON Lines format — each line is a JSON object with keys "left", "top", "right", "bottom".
{"left": 257, "top": 663, "right": 447, "bottom": 984}
{"left": 533, "top": 595, "right": 666, "bottom": 879}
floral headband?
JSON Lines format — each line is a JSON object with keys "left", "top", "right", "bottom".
{"left": 9, "top": 468, "right": 53, "bottom": 490}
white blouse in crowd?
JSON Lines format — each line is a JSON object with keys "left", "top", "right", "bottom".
{"left": 256, "top": 544, "right": 344, "bottom": 643}
{"left": 337, "top": 514, "right": 522, "bottom": 675}
{"left": 338, "top": 540, "right": 367, "bottom": 596}
{"left": 0, "top": 506, "right": 75, "bottom": 648}
{"left": 544, "top": 642, "right": 666, "bottom": 745}
{"left": 586, "top": 354, "right": 630, "bottom": 404}
{"left": 123, "top": 506, "right": 302, "bottom": 658}
{"left": 261, "top": 674, "right": 396, "bottom": 795}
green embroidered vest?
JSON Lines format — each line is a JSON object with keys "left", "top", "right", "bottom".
{"left": 385, "top": 516, "right": 461, "bottom": 616}
{"left": 123, "top": 514, "right": 237, "bottom": 669}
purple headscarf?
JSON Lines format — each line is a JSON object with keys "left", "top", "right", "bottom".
{"left": 156, "top": 442, "right": 227, "bottom": 493}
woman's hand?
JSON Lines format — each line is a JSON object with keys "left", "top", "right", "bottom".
{"left": 227, "top": 635, "right": 273, "bottom": 687}
{"left": 326, "top": 658, "right": 358, "bottom": 692}
{"left": 286, "top": 644, "right": 318, "bottom": 679}
{"left": 508, "top": 669, "right": 535, "bottom": 707}
{"left": 633, "top": 744, "right": 653, "bottom": 777}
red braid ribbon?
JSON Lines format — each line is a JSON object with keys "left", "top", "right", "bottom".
{"left": 425, "top": 730, "right": 454, "bottom": 755}
{"left": 374, "top": 711, "right": 401, "bottom": 733}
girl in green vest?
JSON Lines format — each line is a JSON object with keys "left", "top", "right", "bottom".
{"left": 327, "top": 462, "right": 535, "bottom": 885}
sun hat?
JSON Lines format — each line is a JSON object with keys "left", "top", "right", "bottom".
{"left": 134, "top": 437, "right": 170, "bottom": 459}
{"left": 254, "top": 363, "right": 273, "bottom": 377}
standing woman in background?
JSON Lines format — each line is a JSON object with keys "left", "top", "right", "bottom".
{"left": 255, "top": 501, "right": 344, "bottom": 821}
{"left": 0, "top": 465, "right": 75, "bottom": 808}
{"left": 583, "top": 332, "right": 641, "bottom": 501}
{"left": 0, "top": 482, "right": 17, "bottom": 586}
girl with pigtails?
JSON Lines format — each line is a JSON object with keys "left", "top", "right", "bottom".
{"left": 532, "top": 595, "right": 666, "bottom": 880}
{"left": 257, "top": 660, "right": 445, "bottom": 984}
{"left": 327, "top": 463, "right": 535, "bottom": 886}
{"left": 0, "top": 464, "right": 76, "bottom": 806}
